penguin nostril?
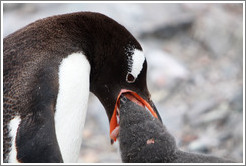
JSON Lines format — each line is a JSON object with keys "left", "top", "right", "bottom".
{"left": 120, "top": 95, "right": 128, "bottom": 104}
{"left": 126, "top": 73, "right": 135, "bottom": 83}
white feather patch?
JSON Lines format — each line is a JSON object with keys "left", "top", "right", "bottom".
{"left": 55, "top": 52, "right": 90, "bottom": 163}
{"left": 8, "top": 116, "right": 21, "bottom": 163}
{"left": 130, "top": 49, "right": 145, "bottom": 79}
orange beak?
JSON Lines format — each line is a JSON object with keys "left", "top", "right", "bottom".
{"left": 109, "top": 89, "right": 158, "bottom": 143}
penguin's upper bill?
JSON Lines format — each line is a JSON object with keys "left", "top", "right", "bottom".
{"left": 110, "top": 89, "right": 159, "bottom": 143}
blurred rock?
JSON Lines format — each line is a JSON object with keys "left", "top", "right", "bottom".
{"left": 146, "top": 49, "right": 189, "bottom": 90}
{"left": 3, "top": 3, "right": 24, "bottom": 12}
{"left": 140, "top": 17, "right": 193, "bottom": 39}
{"left": 188, "top": 136, "right": 219, "bottom": 153}
{"left": 189, "top": 4, "right": 243, "bottom": 59}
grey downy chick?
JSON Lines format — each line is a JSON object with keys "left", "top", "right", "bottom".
{"left": 118, "top": 95, "right": 234, "bottom": 163}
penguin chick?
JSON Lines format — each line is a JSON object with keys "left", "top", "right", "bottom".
{"left": 118, "top": 95, "right": 234, "bottom": 163}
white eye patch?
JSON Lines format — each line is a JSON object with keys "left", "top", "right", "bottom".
{"left": 126, "top": 48, "right": 145, "bottom": 83}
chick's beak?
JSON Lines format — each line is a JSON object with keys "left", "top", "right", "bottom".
{"left": 109, "top": 89, "right": 161, "bottom": 144}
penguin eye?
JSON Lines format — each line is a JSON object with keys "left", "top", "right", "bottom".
{"left": 126, "top": 72, "right": 136, "bottom": 83}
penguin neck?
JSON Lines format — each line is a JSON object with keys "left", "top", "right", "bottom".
{"left": 54, "top": 52, "right": 91, "bottom": 163}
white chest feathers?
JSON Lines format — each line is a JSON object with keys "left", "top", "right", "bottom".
{"left": 8, "top": 116, "right": 21, "bottom": 163}
{"left": 55, "top": 52, "right": 90, "bottom": 163}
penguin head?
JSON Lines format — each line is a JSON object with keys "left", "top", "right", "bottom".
{"left": 87, "top": 17, "right": 162, "bottom": 142}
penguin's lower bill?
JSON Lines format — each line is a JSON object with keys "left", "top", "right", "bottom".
{"left": 110, "top": 89, "right": 159, "bottom": 143}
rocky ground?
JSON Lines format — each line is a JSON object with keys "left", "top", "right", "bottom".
{"left": 3, "top": 3, "right": 244, "bottom": 163}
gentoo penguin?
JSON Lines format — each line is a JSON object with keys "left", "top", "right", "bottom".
{"left": 118, "top": 95, "right": 234, "bottom": 163}
{"left": 3, "top": 12, "right": 162, "bottom": 163}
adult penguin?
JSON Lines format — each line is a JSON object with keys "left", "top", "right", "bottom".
{"left": 3, "top": 12, "right": 162, "bottom": 163}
